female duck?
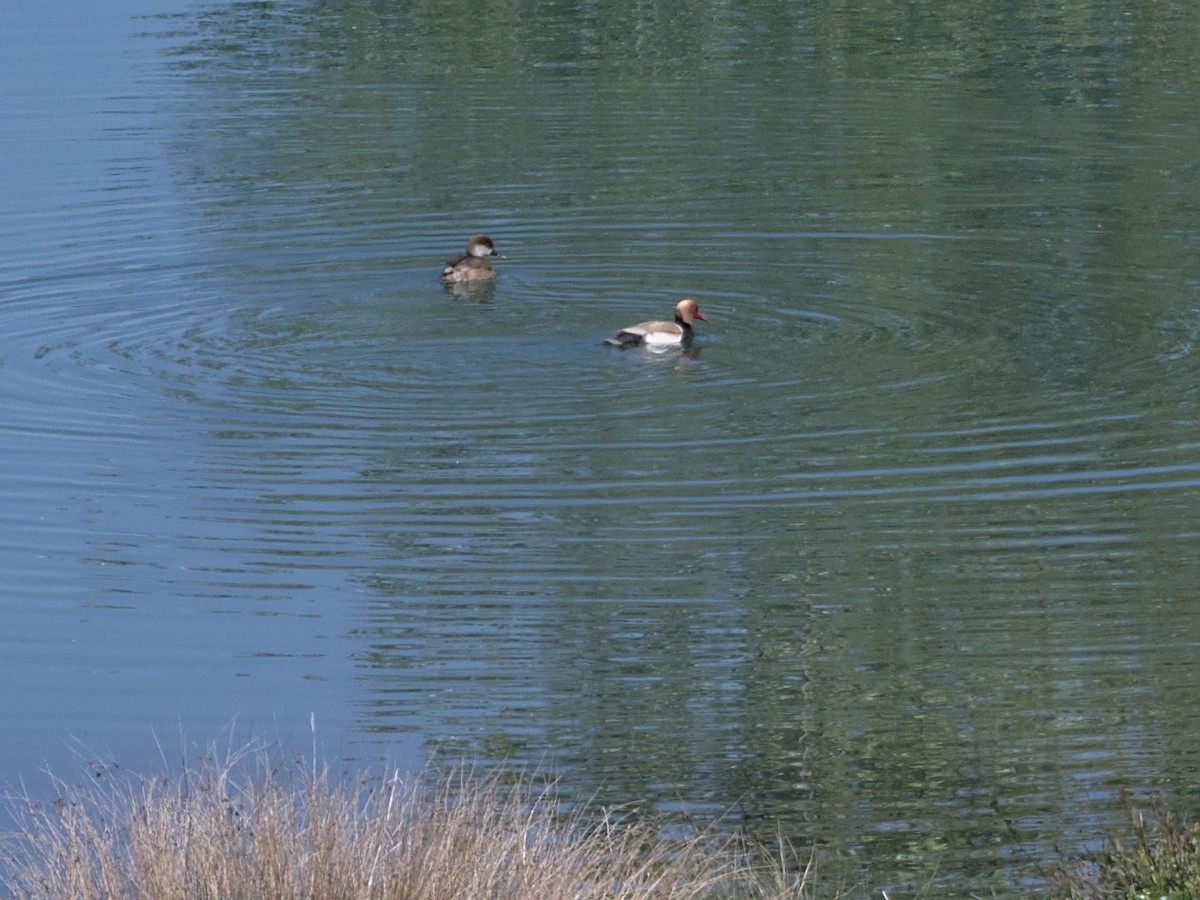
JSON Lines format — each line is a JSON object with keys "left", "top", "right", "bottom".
{"left": 605, "top": 298, "right": 708, "bottom": 347}
{"left": 440, "top": 234, "right": 506, "bottom": 283}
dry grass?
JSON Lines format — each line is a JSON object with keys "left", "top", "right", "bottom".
{"left": 0, "top": 742, "right": 816, "bottom": 899}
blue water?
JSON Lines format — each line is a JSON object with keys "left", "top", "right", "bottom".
{"left": 5, "top": 3, "right": 1200, "bottom": 895}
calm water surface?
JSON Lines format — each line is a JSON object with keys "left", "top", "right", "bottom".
{"left": 4, "top": 1, "right": 1200, "bottom": 895}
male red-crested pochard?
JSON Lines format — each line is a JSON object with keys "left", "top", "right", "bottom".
{"left": 605, "top": 298, "right": 708, "bottom": 347}
{"left": 440, "top": 234, "right": 506, "bottom": 283}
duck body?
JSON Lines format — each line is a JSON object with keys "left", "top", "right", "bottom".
{"left": 606, "top": 298, "right": 708, "bottom": 347}
{"left": 441, "top": 234, "right": 506, "bottom": 283}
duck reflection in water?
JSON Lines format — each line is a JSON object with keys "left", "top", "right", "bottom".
{"left": 443, "top": 279, "right": 497, "bottom": 303}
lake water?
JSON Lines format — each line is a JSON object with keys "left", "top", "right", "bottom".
{"left": 4, "top": 1, "right": 1200, "bottom": 895}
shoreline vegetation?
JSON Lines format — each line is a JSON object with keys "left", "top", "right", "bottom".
{"left": 1047, "top": 790, "right": 1200, "bottom": 899}
{"left": 0, "top": 741, "right": 815, "bottom": 899}
{"left": 2, "top": 742, "right": 1196, "bottom": 899}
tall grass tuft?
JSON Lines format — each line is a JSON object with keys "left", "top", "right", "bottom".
{"left": 1, "top": 742, "right": 815, "bottom": 899}
{"left": 1047, "top": 790, "right": 1200, "bottom": 899}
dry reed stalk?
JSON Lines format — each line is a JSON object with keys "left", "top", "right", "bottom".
{"left": 1, "top": 743, "right": 815, "bottom": 899}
